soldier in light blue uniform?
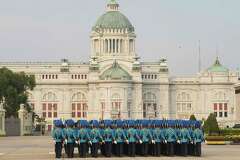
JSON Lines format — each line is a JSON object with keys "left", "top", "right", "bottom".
{"left": 65, "top": 119, "right": 76, "bottom": 158}
{"left": 89, "top": 120, "right": 103, "bottom": 157}
{"left": 165, "top": 121, "right": 177, "bottom": 156}
{"left": 102, "top": 120, "right": 114, "bottom": 157}
{"left": 152, "top": 120, "right": 165, "bottom": 156}
{"left": 75, "top": 120, "right": 90, "bottom": 158}
{"left": 115, "top": 120, "right": 126, "bottom": 157}
{"left": 187, "top": 121, "right": 195, "bottom": 156}
{"left": 52, "top": 120, "right": 65, "bottom": 159}
{"left": 179, "top": 122, "right": 192, "bottom": 156}
{"left": 193, "top": 121, "right": 204, "bottom": 157}
{"left": 126, "top": 120, "right": 139, "bottom": 157}
{"left": 139, "top": 120, "right": 153, "bottom": 156}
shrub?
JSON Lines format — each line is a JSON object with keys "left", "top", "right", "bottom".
{"left": 203, "top": 113, "right": 220, "bottom": 135}
{"left": 205, "top": 136, "right": 225, "bottom": 141}
{"left": 221, "top": 129, "right": 240, "bottom": 136}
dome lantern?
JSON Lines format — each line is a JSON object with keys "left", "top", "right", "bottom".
{"left": 107, "top": 0, "right": 119, "bottom": 11}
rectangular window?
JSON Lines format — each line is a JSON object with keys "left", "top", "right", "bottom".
{"left": 77, "top": 103, "right": 81, "bottom": 110}
{"left": 224, "top": 112, "right": 228, "bottom": 117}
{"left": 214, "top": 103, "right": 218, "bottom": 110}
{"left": 219, "top": 112, "right": 223, "bottom": 117}
{"left": 48, "top": 112, "right": 52, "bottom": 118}
{"left": 42, "top": 112, "right": 46, "bottom": 118}
{"left": 143, "top": 103, "right": 146, "bottom": 110}
{"left": 48, "top": 104, "right": 52, "bottom": 111}
{"left": 155, "top": 75, "right": 157, "bottom": 79}
{"left": 214, "top": 112, "right": 218, "bottom": 117}
{"left": 143, "top": 112, "right": 146, "bottom": 118}
{"left": 83, "top": 112, "right": 87, "bottom": 118}
{"left": 72, "top": 112, "right": 75, "bottom": 118}
{"left": 219, "top": 103, "right": 223, "bottom": 110}
{"left": 77, "top": 112, "right": 81, "bottom": 117}
{"left": 224, "top": 103, "right": 228, "bottom": 110}
{"left": 31, "top": 103, "right": 35, "bottom": 110}
{"left": 53, "top": 112, "right": 57, "bottom": 118}
{"left": 53, "top": 104, "right": 57, "bottom": 111}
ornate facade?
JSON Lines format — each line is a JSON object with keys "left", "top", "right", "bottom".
{"left": 0, "top": 0, "right": 239, "bottom": 130}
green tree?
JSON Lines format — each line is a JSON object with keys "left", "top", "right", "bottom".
{"left": 203, "top": 113, "right": 220, "bottom": 135}
{"left": 189, "top": 114, "right": 197, "bottom": 121}
{"left": 0, "top": 67, "right": 36, "bottom": 117}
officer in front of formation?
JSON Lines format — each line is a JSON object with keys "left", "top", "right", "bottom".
{"left": 52, "top": 120, "right": 65, "bottom": 159}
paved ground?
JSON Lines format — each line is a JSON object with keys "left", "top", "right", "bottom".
{"left": 0, "top": 136, "right": 239, "bottom": 160}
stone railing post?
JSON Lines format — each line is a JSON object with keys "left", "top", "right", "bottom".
{"left": 0, "top": 103, "right": 6, "bottom": 136}
{"left": 18, "top": 104, "right": 25, "bottom": 136}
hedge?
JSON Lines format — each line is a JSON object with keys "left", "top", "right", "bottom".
{"left": 221, "top": 129, "right": 240, "bottom": 136}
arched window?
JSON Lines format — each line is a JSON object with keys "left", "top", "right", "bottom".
{"left": 176, "top": 92, "right": 193, "bottom": 119}
{"left": 111, "top": 93, "right": 122, "bottom": 119}
{"left": 213, "top": 91, "right": 228, "bottom": 118}
{"left": 143, "top": 92, "right": 158, "bottom": 119}
{"left": 71, "top": 92, "right": 88, "bottom": 119}
{"left": 42, "top": 92, "right": 58, "bottom": 121}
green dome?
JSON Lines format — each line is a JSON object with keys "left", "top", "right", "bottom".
{"left": 208, "top": 57, "right": 229, "bottom": 72}
{"left": 100, "top": 61, "right": 132, "bottom": 80}
{"left": 93, "top": 11, "right": 134, "bottom": 32}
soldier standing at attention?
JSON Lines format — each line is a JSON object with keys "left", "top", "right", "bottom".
{"left": 52, "top": 120, "right": 65, "bottom": 159}
{"left": 103, "top": 120, "right": 114, "bottom": 157}
{"left": 187, "top": 122, "right": 195, "bottom": 156}
{"left": 65, "top": 119, "right": 76, "bottom": 158}
{"left": 89, "top": 120, "right": 103, "bottom": 157}
{"left": 139, "top": 121, "right": 153, "bottom": 156}
{"left": 165, "top": 121, "right": 177, "bottom": 156}
{"left": 127, "top": 121, "right": 139, "bottom": 157}
{"left": 193, "top": 121, "right": 204, "bottom": 157}
{"left": 76, "top": 120, "right": 90, "bottom": 158}
{"left": 152, "top": 120, "right": 165, "bottom": 156}
{"left": 179, "top": 123, "right": 192, "bottom": 156}
{"left": 115, "top": 120, "right": 126, "bottom": 157}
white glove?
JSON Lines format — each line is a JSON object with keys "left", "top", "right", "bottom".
{"left": 89, "top": 141, "right": 92, "bottom": 145}
{"left": 177, "top": 140, "right": 180, "bottom": 144}
{"left": 191, "top": 141, "right": 194, "bottom": 144}
{"left": 139, "top": 140, "right": 143, "bottom": 144}
{"left": 152, "top": 140, "right": 155, "bottom": 144}
{"left": 125, "top": 140, "right": 129, "bottom": 144}
{"left": 164, "top": 140, "right": 167, "bottom": 144}
{"left": 53, "top": 140, "right": 56, "bottom": 144}
{"left": 75, "top": 141, "right": 79, "bottom": 144}
{"left": 113, "top": 140, "right": 117, "bottom": 144}
{"left": 64, "top": 139, "right": 68, "bottom": 144}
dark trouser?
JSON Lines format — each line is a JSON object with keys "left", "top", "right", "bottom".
{"left": 100, "top": 142, "right": 105, "bottom": 156}
{"left": 124, "top": 142, "right": 128, "bottom": 155}
{"left": 91, "top": 143, "right": 99, "bottom": 157}
{"left": 55, "top": 142, "right": 62, "bottom": 158}
{"left": 154, "top": 142, "right": 161, "bottom": 156}
{"left": 116, "top": 142, "right": 123, "bottom": 157}
{"left": 104, "top": 142, "right": 112, "bottom": 157}
{"left": 148, "top": 143, "right": 154, "bottom": 155}
{"left": 181, "top": 142, "right": 188, "bottom": 156}
{"left": 188, "top": 143, "right": 194, "bottom": 155}
{"left": 195, "top": 142, "right": 202, "bottom": 157}
{"left": 141, "top": 142, "right": 149, "bottom": 156}
{"left": 128, "top": 142, "right": 136, "bottom": 157}
{"left": 67, "top": 143, "right": 74, "bottom": 158}
{"left": 78, "top": 142, "right": 88, "bottom": 158}
{"left": 64, "top": 144, "right": 68, "bottom": 156}
{"left": 167, "top": 142, "right": 174, "bottom": 156}
{"left": 175, "top": 143, "right": 181, "bottom": 155}
{"left": 161, "top": 142, "right": 167, "bottom": 155}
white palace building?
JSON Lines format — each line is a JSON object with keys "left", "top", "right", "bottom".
{"left": 1, "top": 0, "right": 240, "bottom": 131}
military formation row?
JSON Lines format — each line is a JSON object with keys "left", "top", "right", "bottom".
{"left": 52, "top": 119, "right": 204, "bottom": 159}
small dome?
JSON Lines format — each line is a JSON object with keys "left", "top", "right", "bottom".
{"left": 92, "top": 1, "right": 134, "bottom": 32}
{"left": 100, "top": 61, "right": 132, "bottom": 80}
{"left": 207, "top": 57, "right": 229, "bottom": 72}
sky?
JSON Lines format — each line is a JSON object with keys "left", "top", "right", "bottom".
{"left": 0, "top": 0, "right": 240, "bottom": 75}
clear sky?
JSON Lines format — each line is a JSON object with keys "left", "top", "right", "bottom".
{"left": 0, "top": 0, "right": 239, "bottom": 75}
